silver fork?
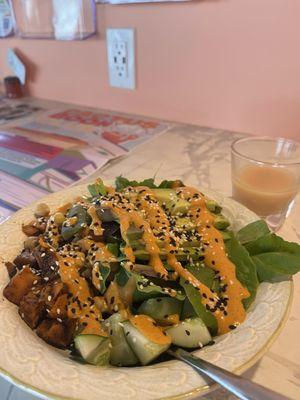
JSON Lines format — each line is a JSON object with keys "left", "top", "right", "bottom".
{"left": 168, "top": 348, "right": 291, "bottom": 400}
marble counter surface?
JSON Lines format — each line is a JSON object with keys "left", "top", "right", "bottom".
{"left": 0, "top": 99, "right": 299, "bottom": 400}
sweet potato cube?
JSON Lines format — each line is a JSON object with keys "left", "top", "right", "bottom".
{"left": 19, "top": 288, "right": 45, "bottom": 329}
{"left": 36, "top": 319, "right": 76, "bottom": 349}
{"left": 48, "top": 294, "right": 69, "bottom": 319}
{"left": 3, "top": 267, "right": 41, "bottom": 305}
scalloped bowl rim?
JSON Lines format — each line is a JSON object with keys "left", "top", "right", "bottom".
{"left": 0, "top": 183, "right": 293, "bottom": 400}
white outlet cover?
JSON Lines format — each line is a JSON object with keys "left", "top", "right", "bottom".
{"left": 106, "top": 28, "right": 135, "bottom": 90}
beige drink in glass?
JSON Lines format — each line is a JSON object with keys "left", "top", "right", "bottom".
{"left": 231, "top": 137, "right": 300, "bottom": 231}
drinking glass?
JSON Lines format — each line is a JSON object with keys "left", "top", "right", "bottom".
{"left": 231, "top": 137, "right": 300, "bottom": 231}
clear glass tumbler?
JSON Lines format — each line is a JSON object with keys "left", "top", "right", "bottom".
{"left": 231, "top": 137, "right": 300, "bottom": 231}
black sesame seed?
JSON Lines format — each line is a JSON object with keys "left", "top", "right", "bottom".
{"left": 185, "top": 330, "right": 191, "bottom": 336}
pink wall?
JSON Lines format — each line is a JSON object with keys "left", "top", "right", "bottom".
{"left": 1, "top": 0, "right": 300, "bottom": 139}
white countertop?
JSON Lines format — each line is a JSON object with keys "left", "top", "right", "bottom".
{"left": 0, "top": 99, "right": 299, "bottom": 400}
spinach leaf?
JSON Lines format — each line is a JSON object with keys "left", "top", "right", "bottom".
{"left": 245, "top": 233, "right": 300, "bottom": 256}
{"left": 180, "top": 278, "right": 217, "bottom": 335}
{"left": 187, "top": 264, "right": 220, "bottom": 293}
{"left": 133, "top": 273, "right": 185, "bottom": 302}
{"left": 226, "top": 236, "right": 259, "bottom": 309}
{"left": 115, "top": 177, "right": 137, "bottom": 191}
{"left": 116, "top": 267, "right": 185, "bottom": 302}
{"left": 106, "top": 243, "right": 119, "bottom": 257}
{"left": 187, "top": 264, "right": 214, "bottom": 286}
{"left": 115, "top": 266, "right": 131, "bottom": 287}
{"left": 242, "top": 231, "right": 300, "bottom": 281}
{"left": 237, "top": 220, "right": 270, "bottom": 244}
{"left": 88, "top": 179, "right": 107, "bottom": 197}
{"left": 115, "top": 176, "right": 156, "bottom": 191}
{"left": 96, "top": 263, "right": 110, "bottom": 294}
{"left": 115, "top": 176, "right": 185, "bottom": 191}
{"left": 158, "top": 179, "right": 185, "bottom": 188}
{"left": 253, "top": 252, "right": 300, "bottom": 282}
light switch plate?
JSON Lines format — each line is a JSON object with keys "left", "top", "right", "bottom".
{"left": 106, "top": 28, "right": 135, "bottom": 90}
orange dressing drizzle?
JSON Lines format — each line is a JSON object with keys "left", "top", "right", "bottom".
{"left": 58, "top": 254, "right": 107, "bottom": 336}
{"left": 132, "top": 187, "right": 219, "bottom": 303}
{"left": 99, "top": 197, "right": 168, "bottom": 278}
{"left": 179, "top": 187, "right": 249, "bottom": 334}
{"left": 130, "top": 314, "right": 171, "bottom": 345}
{"left": 87, "top": 206, "right": 104, "bottom": 237}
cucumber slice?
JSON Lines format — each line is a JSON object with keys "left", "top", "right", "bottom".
{"left": 166, "top": 317, "right": 211, "bottom": 348}
{"left": 123, "top": 321, "right": 170, "bottom": 365}
{"left": 74, "top": 334, "right": 103, "bottom": 360}
{"left": 138, "top": 297, "right": 182, "bottom": 323}
{"left": 87, "top": 338, "right": 110, "bottom": 366}
{"left": 106, "top": 313, "right": 138, "bottom": 366}
{"left": 74, "top": 334, "right": 110, "bottom": 365}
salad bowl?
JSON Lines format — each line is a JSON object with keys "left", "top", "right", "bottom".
{"left": 0, "top": 182, "right": 293, "bottom": 400}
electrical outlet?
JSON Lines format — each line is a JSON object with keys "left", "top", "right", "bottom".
{"left": 106, "top": 28, "right": 135, "bottom": 90}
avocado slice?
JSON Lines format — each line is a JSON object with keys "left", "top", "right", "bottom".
{"left": 129, "top": 236, "right": 201, "bottom": 250}
{"left": 205, "top": 199, "right": 222, "bottom": 214}
{"left": 174, "top": 217, "right": 197, "bottom": 231}
{"left": 133, "top": 248, "right": 204, "bottom": 262}
{"left": 213, "top": 215, "right": 230, "bottom": 230}
{"left": 126, "top": 224, "right": 144, "bottom": 241}
{"left": 151, "top": 189, "right": 190, "bottom": 215}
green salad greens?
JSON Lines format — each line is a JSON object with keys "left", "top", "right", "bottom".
{"left": 3, "top": 176, "right": 299, "bottom": 368}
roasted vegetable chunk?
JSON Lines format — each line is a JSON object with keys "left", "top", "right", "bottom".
{"left": 3, "top": 267, "right": 41, "bottom": 305}
{"left": 40, "top": 280, "right": 66, "bottom": 306}
{"left": 48, "top": 294, "right": 69, "bottom": 319}
{"left": 19, "top": 288, "right": 46, "bottom": 329}
{"left": 33, "top": 248, "right": 59, "bottom": 279}
{"left": 13, "top": 249, "right": 37, "bottom": 270}
{"left": 5, "top": 262, "right": 17, "bottom": 279}
{"left": 36, "top": 319, "right": 76, "bottom": 349}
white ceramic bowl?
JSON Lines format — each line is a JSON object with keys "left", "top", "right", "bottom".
{"left": 0, "top": 185, "right": 293, "bottom": 400}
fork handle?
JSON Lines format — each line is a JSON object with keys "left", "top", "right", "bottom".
{"left": 170, "top": 348, "right": 291, "bottom": 400}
